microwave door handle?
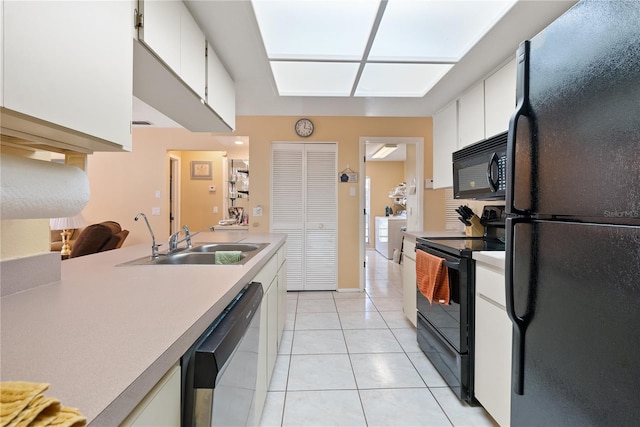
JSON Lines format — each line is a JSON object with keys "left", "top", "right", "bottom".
{"left": 487, "top": 152, "right": 499, "bottom": 192}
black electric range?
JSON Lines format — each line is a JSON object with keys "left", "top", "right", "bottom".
{"left": 414, "top": 206, "right": 506, "bottom": 403}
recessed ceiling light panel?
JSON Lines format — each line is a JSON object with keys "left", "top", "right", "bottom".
{"left": 252, "top": 0, "right": 381, "bottom": 61}
{"left": 355, "top": 63, "right": 454, "bottom": 97}
{"left": 270, "top": 61, "right": 360, "bottom": 96}
{"left": 369, "top": 0, "right": 517, "bottom": 62}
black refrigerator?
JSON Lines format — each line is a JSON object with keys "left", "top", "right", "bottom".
{"left": 505, "top": 1, "right": 640, "bottom": 425}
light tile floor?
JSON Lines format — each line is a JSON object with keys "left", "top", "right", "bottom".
{"left": 259, "top": 249, "right": 498, "bottom": 427}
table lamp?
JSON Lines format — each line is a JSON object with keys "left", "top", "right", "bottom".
{"left": 50, "top": 213, "right": 86, "bottom": 256}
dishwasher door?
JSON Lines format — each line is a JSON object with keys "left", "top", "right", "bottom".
{"left": 182, "top": 281, "right": 263, "bottom": 427}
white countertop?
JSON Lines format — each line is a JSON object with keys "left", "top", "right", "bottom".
{"left": 473, "top": 251, "right": 506, "bottom": 270}
{"left": 0, "top": 231, "right": 285, "bottom": 426}
{"left": 403, "top": 230, "right": 467, "bottom": 240}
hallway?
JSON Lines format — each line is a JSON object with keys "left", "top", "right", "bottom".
{"left": 258, "top": 249, "right": 497, "bottom": 426}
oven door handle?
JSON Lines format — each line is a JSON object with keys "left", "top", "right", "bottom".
{"left": 416, "top": 246, "right": 461, "bottom": 271}
{"left": 443, "top": 260, "right": 460, "bottom": 270}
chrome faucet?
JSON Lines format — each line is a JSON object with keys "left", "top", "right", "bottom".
{"left": 168, "top": 225, "right": 193, "bottom": 254}
{"left": 135, "top": 212, "right": 161, "bottom": 259}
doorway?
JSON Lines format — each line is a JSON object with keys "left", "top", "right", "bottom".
{"left": 169, "top": 155, "right": 181, "bottom": 235}
{"left": 359, "top": 137, "right": 424, "bottom": 291}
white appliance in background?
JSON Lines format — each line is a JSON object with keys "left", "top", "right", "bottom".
{"left": 375, "top": 216, "right": 407, "bottom": 260}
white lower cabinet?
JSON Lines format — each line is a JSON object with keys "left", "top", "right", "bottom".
{"left": 121, "top": 364, "right": 181, "bottom": 427}
{"left": 474, "top": 259, "right": 511, "bottom": 427}
{"left": 252, "top": 246, "right": 286, "bottom": 425}
{"left": 401, "top": 236, "right": 417, "bottom": 327}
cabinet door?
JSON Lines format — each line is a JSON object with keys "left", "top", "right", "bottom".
{"left": 180, "top": 4, "right": 206, "bottom": 99}
{"left": 207, "top": 43, "right": 236, "bottom": 130}
{"left": 475, "top": 264, "right": 511, "bottom": 427}
{"left": 401, "top": 238, "right": 417, "bottom": 327}
{"left": 485, "top": 59, "right": 516, "bottom": 138}
{"left": 0, "top": 0, "right": 4, "bottom": 107}
{"left": 277, "top": 259, "right": 287, "bottom": 344}
{"left": 3, "top": 0, "right": 133, "bottom": 150}
{"left": 432, "top": 101, "right": 458, "bottom": 188}
{"left": 121, "top": 365, "right": 181, "bottom": 427}
{"left": 139, "top": 0, "right": 182, "bottom": 73}
{"left": 458, "top": 81, "right": 485, "bottom": 148}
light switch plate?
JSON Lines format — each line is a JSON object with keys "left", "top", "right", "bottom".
{"left": 253, "top": 206, "right": 263, "bottom": 217}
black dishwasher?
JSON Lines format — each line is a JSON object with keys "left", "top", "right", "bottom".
{"left": 182, "top": 282, "right": 263, "bottom": 427}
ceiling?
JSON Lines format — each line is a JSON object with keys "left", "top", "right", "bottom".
{"left": 133, "top": 0, "right": 577, "bottom": 153}
{"left": 250, "top": 0, "right": 515, "bottom": 98}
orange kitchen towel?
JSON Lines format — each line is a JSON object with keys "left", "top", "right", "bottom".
{"left": 416, "top": 250, "right": 450, "bottom": 304}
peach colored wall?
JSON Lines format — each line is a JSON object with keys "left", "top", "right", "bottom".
{"left": 83, "top": 128, "right": 248, "bottom": 247}
{"left": 365, "top": 161, "right": 405, "bottom": 247}
{"left": 178, "top": 151, "right": 227, "bottom": 230}
{"left": 235, "top": 116, "right": 440, "bottom": 290}
{"left": 82, "top": 116, "right": 443, "bottom": 290}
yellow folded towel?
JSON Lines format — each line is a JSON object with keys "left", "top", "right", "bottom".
{"left": 0, "top": 382, "right": 86, "bottom": 427}
{"left": 6, "top": 395, "right": 59, "bottom": 427}
{"left": 215, "top": 250, "right": 242, "bottom": 265}
{"left": 1, "top": 382, "right": 49, "bottom": 427}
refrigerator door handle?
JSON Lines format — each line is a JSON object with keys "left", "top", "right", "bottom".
{"left": 507, "top": 40, "right": 531, "bottom": 216}
{"left": 505, "top": 217, "right": 532, "bottom": 395}
{"left": 487, "top": 152, "right": 499, "bottom": 192}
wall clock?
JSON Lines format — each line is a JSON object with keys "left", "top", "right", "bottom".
{"left": 295, "top": 118, "right": 314, "bottom": 137}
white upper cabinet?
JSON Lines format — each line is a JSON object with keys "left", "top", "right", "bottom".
{"left": 1, "top": 0, "right": 133, "bottom": 152}
{"left": 207, "top": 43, "right": 236, "bottom": 130}
{"left": 457, "top": 81, "right": 485, "bottom": 148}
{"left": 139, "top": 0, "right": 205, "bottom": 98}
{"left": 485, "top": 58, "right": 517, "bottom": 138}
{"left": 136, "top": 0, "right": 234, "bottom": 132}
{"left": 139, "top": 0, "right": 182, "bottom": 73}
{"left": 0, "top": 0, "right": 4, "bottom": 108}
{"left": 431, "top": 57, "right": 516, "bottom": 188}
{"left": 180, "top": 6, "right": 206, "bottom": 99}
{"left": 432, "top": 101, "right": 458, "bottom": 189}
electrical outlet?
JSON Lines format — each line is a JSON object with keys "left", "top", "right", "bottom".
{"left": 151, "top": 207, "right": 160, "bottom": 216}
{"left": 213, "top": 206, "right": 218, "bottom": 213}
{"left": 253, "top": 206, "right": 263, "bottom": 217}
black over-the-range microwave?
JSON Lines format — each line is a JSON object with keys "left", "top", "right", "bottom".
{"left": 452, "top": 131, "right": 507, "bottom": 200}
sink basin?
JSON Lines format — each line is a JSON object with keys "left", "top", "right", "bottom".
{"left": 151, "top": 252, "right": 245, "bottom": 265}
{"left": 120, "top": 242, "right": 268, "bottom": 266}
{"left": 187, "top": 243, "right": 264, "bottom": 253}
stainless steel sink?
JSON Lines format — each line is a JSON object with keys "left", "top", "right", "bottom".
{"left": 187, "top": 243, "right": 264, "bottom": 253}
{"left": 120, "top": 242, "right": 268, "bottom": 266}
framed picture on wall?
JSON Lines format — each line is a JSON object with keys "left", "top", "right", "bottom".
{"left": 191, "top": 161, "right": 212, "bottom": 179}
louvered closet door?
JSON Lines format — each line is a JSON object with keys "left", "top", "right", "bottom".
{"left": 272, "top": 144, "right": 304, "bottom": 290}
{"left": 271, "top": 143, "right": 337, "bottom": 291}
{"left": 304, "top": 144, "right": 337, "bottom": 290}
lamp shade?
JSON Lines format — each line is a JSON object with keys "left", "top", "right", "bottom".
{"left": 50, "top": 213, "right": 86, "bottom": 230}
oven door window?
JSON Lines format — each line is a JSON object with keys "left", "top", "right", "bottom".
{"left": 417, "top": 267, "right": 464, "bottom": 353}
